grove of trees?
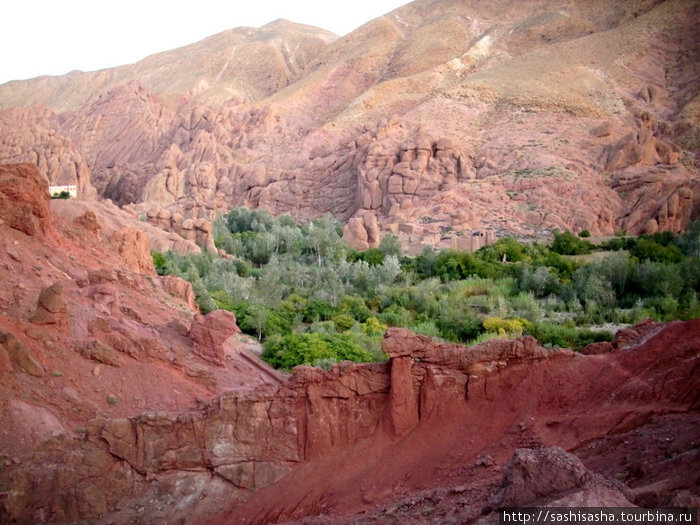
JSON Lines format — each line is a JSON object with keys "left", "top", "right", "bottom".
{"left": 153, "top": 208, "right": 700, "bottom": 371}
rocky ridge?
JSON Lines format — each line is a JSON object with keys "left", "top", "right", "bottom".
{"left": 0, "top": 163, "right": 283, "bottom": 522}
{"left": 0, "top": 0, "right": 697, "bottom": 248}
{"left": 3, "top": 315, "right": 697, "bottom": 523}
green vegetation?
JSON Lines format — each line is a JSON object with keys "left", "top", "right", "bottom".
{"left": 51, "top": 190, "right": 71, "bottom": 199}
{"left": 154, "top": 209, "right": 700, "bottom": 369}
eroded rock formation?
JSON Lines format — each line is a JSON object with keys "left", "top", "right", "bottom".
{"left": 3, "top": 319, "right": 698, "bottom": 523}
{"left": 0, "top": 0, "right": 697, "bottom": 246}
{"left": 0, "top": 163, "right": 54, "bottom": 238}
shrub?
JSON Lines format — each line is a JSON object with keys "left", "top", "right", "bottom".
{"left": 630, "top": 238, "right": 683, "bottom": 263}
{"left": 303, "top": 300, "right": 337, "bottom": 322}
{"left": 337, "top": 295, "right": 373, "bottom": 323}
{"left": 579, "top": 229, "right": 591, "bottom": 238}
{"left": 347, "top": 248, "right": 385, "bottom": 266}
{"left": 151, "top": 251, "right": 169, "bottom": 276}
{"left": 361, "top": 316, "right": 387, "bottom": 336}
{"left": 239, "top": 305, "right": 292, "bottom": 341}
{"left": 332, "top": 313, "right": 356, "bottom": 332}
{"left": 551, "top": 230, "right": 593, "bottom": 255}
{"left": 482, "top": 316, "right": 532, "bottom": 336}
{"left": 261, "top": 332, "right": 376, "bottom": 370}
{"left": 379, "top": 305, "right": 413, "bottom": 327}
{"left": 477, "top": 237, "right": 528, "bottom": 263}
{"left": 436, "top": 317, "right": 483, "bottom": 343}
{"left": 528, "top": 321, "right": 612, "bottom": 350}
{"left": 410, "top": 320, "right": 442, "bottom": 338}
{"left": 378, "top": 234, "right": 402, "bottom": 257}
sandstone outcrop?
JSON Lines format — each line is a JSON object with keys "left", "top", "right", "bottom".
{"left": 107, "top": 228, "right": 156, "bottom": 275}
{"left": 0, "top": 164, "right": 282, "bottom": 524}
{"left": 145, "top": 207, "right": 217, "bottom": 252}
{"left": 0, "top": 109, "right": 96, "bottom": 199}
{"left": 0, "top": 163, "right": 53, "bottom": 237}
{"left": 160, "top": 275, "right": 198, "bottom": 312}
{"left": 3, "top": 319, "right": 697, "bottom": 523}
{"left": 0, "top": 331, "right": 45, "bottom": 377}
{"left": 29, "top": 282, "right": 68, "bottom": 325}
{"left": 188, "top": 310, "right": 241, "bottom": 366}
{"left": 490, "top": 447, "right": 633, "bottom": 509}
{"left": 51, "top": 198, "right": 204, "bottom": 254}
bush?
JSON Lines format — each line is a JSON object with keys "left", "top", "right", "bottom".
{"left": 435, "top": 250, "right": 502, "bottom": 281}
{"left": 630, "top": 238, "right": 683, "bottom": 263}
{"left": 361, "top": 316, "right": 387, "bottom": 336}
{"left": 332, "top": 313, "right": 356, "bottom": 332}
{"left": 261, "top": 332, "right": 376, "bottom": 370}
{"left": 551, "top": 230, "right": 594, "bottom": 255}
{"left": 477, "top": 237, "right": 528, "bottom": 263}
{"left": 379, "top": 305, "right": 413, "bottom": 327}
{"left": 528, "top": 321, "right": 613, "bottom": 350}
{"left": 151, "top": 251, "right": 168, "bottom": 276}
{"left": 378, "top": 234, "right": 402, "bottom": 257}
{"left": 483, "top": 316, "right": 524, "bottom": 335}
{"left": 337, "top": 295, "right": 373, "bottom": 323}
{"left": 436, "top": 317, "right": 483, "bottom": 343}
{"left": 410, "top": 320, "right": 442, "bottom": 338}
{"left": 303, "top": 300, "right": 337, "bottom": 322}
{"left": 347, "top": 248, "right": 385, "bottom": 266}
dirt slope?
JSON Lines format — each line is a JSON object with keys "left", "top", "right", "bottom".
{"left": 215, "top": 322, "right": 699, "bottom": 524}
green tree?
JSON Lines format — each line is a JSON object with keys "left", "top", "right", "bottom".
{"left": 551, "top": 230, "right": 593, "bottom": 255}
{"left": 378, "top": 234, "right": 402, "bottom": 257}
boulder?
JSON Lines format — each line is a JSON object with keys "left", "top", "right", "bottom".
{"left": 0, "top": 330, "right": 45, "bottom": 376}
{"left": 491, "top": 447, "right": 633, "bottom": 508}
{"left": 108, "top": 227, "right": 156, "bottom": 275}
{"left": 0, "top": 163, "right": 53, "bottom": 237}
{"left": 342, "top": 217, "right": 369, "bottom": 250}
{"left": 491, "top": 447, "right": 589, "bottom": 507}
{"left": 30, "top": 282, "right": 68, "bottom": 325}
{"left": 73, "top": 210, "right": 102, "bottom": 234}
{"left": 161, "top": 275, "right": 198, "bottom": 311}
{"left": 188, "top": 310, "right": 240, "bottom": 366}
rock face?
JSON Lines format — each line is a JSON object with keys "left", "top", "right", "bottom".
{"left": 188, "top": 310, "right": 241, "bottom": 366}
{"left": 161, "top": 275, "right": 198, "bottom": 311}
{"left": 145, "top": 206, "right": 217, "bottom": 252}
{"left": 0, "top": 163, "right": 285, "bottom": 524}
{"left": 0, "top": 163, "right": 53, "bottom": 237}
{"left": 0, "top": 0, "right": 697, "bottom": 246}
{"left": 107, "top": 227, "right": 156, "bottom": 275}
{"left": 51, "top": 198, "right": 206, "bottom": 254}
{"left": 3, "top": 319, "right": 698, "bottom": 523}
{"left": 0, "top": 109, "right": 96, "bottom": 199}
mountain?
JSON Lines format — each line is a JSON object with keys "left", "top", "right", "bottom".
{"left": 0, "top": 0, "right": 700, "bottom": 247}
{"left": 0, "top": 0, "right": 697, "bottom": 250}
{"left": 1, "top": 161, "right": 698, "bottom": 523}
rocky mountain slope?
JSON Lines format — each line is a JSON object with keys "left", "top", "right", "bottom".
{"left": 0, "top": 0, "right": 697, "bottom": 249}
{"left": 0, "top": 162, "right": 698, "bottom": 523}
{"left": 0, "top": 163, "right": 285, "bottom": 522}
